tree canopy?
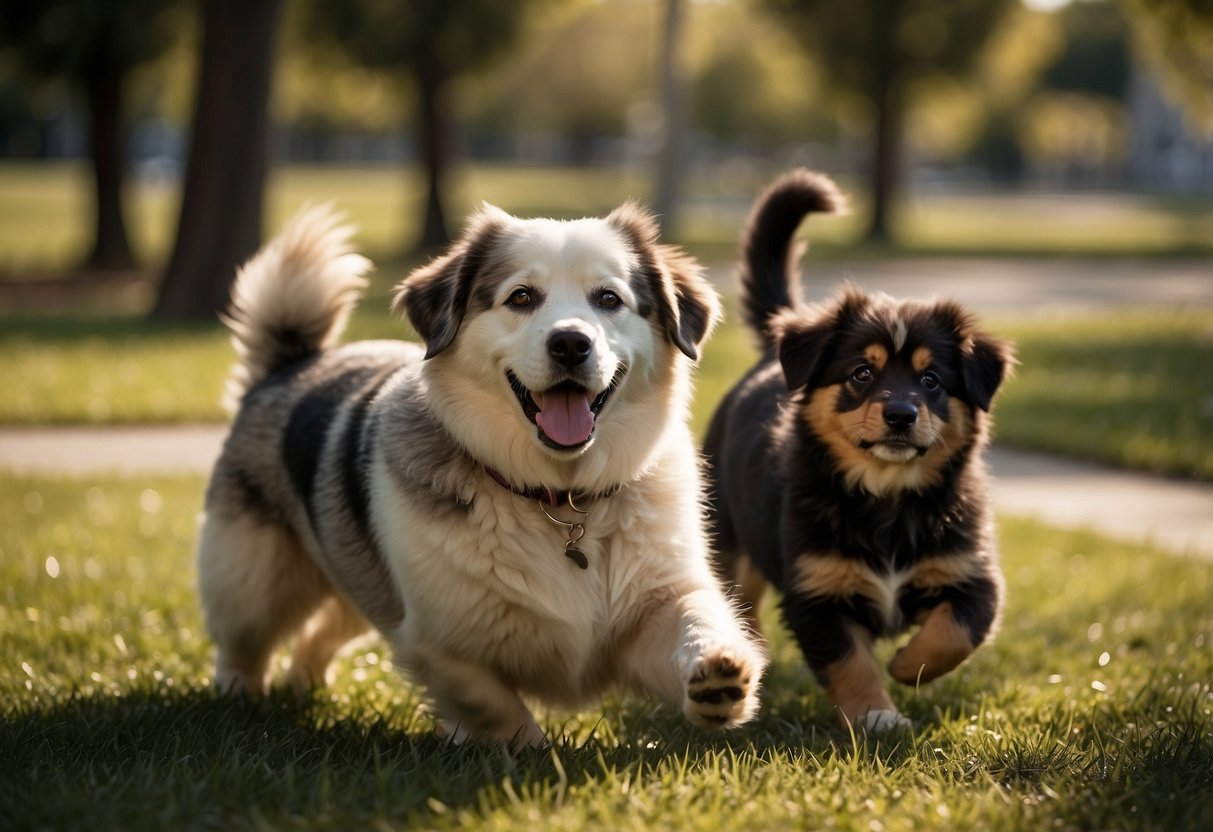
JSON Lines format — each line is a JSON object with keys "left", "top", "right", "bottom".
{"left": 761, "top": 0, "right": 1017, "bottom": 240}
{"left": 301, "top": 0, "right": 547, "bottom": 249}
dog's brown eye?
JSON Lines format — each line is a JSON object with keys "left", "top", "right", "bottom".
{"left": 506, "top": 288, "right": 532, "bottom": 308}
{"left": 851, "top": 365, "right": 873, "bottom": 384}
{"left": 595, "top": 289, "right": 622, "bottom": 310}
{"left": 922, "top": 371, "right": 941, "bottom": 391}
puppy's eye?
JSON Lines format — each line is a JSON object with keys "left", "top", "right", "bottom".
{"left": 506, "top": 288, "right": 532, "bottom": 308}
{"left": 595, "top": 289, "right": 623, "bottom": 310}
{"left": 851, "top": 365, "right": 873, "bottom": 384}
{"left": 921, "top": 371, "right": 941, "bottom": 391}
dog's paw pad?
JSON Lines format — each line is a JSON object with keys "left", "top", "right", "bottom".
{"left": 684, "top": 649, "right": 761, "bottom": 729}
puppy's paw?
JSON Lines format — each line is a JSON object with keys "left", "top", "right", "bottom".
{"left": 856, "top": 708, "right": 912, "bottom": 734}
{"left": 683, "top": 645, "right": 763, "bottom": 729}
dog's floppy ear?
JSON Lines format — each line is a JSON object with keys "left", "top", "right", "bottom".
{"left": 933, "top": 300, "right": 1016, "bottom": 411}
{"left": 392, "top": 205, "right": 509, "bottom": 359}
{"left": 773, "top": 286, "right": 866, "bottom": 391}
{"left": 607, "top": 202, "right": 721, "bottom": 361}
{"left": 962, "top": 332, "right": 1015, "bottom": 411}
{"left": 656, "top": 244, "right": 721, "bottom": 361}
{"left": 772, "top": 312, "right": 836, "bottom": 392}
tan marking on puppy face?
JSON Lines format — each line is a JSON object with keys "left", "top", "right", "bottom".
{"left": 805, "top": 385, "right": 872, "bottom": 471}
{"left": 864, "top": 342, "right": 888, "bottom": 370}
{"left": 912, "top": 397, "right": 974, "bottom": 483}
{"left": 911, "top": 345, "right": 933, "bottom": 374}
{"left": 887, "top": 601, "right": 976, "bottom": 685}
{"left": 824, "top": 625, "right": 897, "bottom": 725}
{"left": 804, "top": 386, "right": 930, "bottom": 495}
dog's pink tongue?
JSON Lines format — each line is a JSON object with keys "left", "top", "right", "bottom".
{"left": 534, "top": 388, "right": 596, "bottom": 446}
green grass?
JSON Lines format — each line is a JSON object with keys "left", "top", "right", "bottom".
{"left": 993, "top": 309, "right": 1213, "bottom": 480}
{"left": 2, "top": 472, "right": 1211, "bottom": 830}
{"left": 2, "top": 163, "right": 1211, "bottom": 276}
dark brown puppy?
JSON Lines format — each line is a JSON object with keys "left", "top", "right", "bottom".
{"left": 704, "top": 169, "right": 1015, "bottom": 732}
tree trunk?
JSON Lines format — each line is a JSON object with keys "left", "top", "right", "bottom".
{"left": 151, "top": 0, "right": 285, "bottom": 320}
{"left": 654, "top": 0, "right": 688, "bottom": 236}
{"left": 83, "top": 68, "right": 135, "bottom": 271}
{"left": 414, "top": 55, "right": 452, "bottom": 252}
{"left": 867, "top": 81, "right": 902, "bottom": 244}
{"left": 866, "top": 10, "right": 901, "bottom": 244}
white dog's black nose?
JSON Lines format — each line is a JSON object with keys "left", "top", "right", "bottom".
{"left": 548, "top": 329, "right": 592, "bottom": 367}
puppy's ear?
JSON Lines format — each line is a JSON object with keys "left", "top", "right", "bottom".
{"left": 962, "top": 332, "right": 1015, "bottom": 412}
{"left": 933, "top": 301, "right": 1015, "bottom": 411}
{"left": 774, "top": 286, "right": 867, "bottom": 391}
{"left": 607, "top": 202, "right": 721, "bottom": 361}
{"left": 392, "top": 205, "right": 509, "bottom": 359}
{"left": 772, "top": 312, "right": 836, "bottom": 391}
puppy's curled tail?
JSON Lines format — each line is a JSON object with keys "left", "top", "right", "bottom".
{"left": 740, "top": 168, "right": 846, "bottom": 347}
{"left": 222, "top": 205, "right": 371, "bottom": 411}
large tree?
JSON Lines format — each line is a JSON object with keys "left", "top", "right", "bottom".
{"left": 0, "top": 0, "right": 180, "bottom": 271}
{"left": 763, "top": 0, "right": 1016, "bottom": 242}
{"left": 302, "top": 0, "right": 543, "bottom": 251}
{"left": 151, "top": 0, "right": 285, "bottom": 319}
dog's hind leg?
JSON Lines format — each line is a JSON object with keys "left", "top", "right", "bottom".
{"left": 286, "top": 594, "right": 371, "bottom": 692}
{"left": 404, "top": 645, "right": 546, "bottom": 749}
{"left": 197, "top": 510, "right": 332, "bottom": 694}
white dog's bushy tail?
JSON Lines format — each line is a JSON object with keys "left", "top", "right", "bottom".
{"left": 221, "top": 205, "right": 371, "bottom": 411}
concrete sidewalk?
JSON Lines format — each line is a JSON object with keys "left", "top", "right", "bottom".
{"left": 1, "top": 425, "right": 1209, "bottom": 560}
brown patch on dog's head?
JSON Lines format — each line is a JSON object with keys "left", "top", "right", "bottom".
{"left": 392, "top": 204, "right": 512, "bottom": 358}
{"left": 776, "top": 284, "right": 1015, "bottom": 495}
{"left": 608, "top": 202, "right": 721, "bottom": 362}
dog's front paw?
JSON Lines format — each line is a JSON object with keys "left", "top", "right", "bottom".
{"left": 683, "top": 645, "right": 763, "bottom": 729}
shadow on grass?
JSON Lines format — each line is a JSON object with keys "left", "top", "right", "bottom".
{"left": 4, "top": 677, "right": 1210, "bottom": 830}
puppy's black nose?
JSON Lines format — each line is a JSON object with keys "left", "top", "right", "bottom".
{"left": 883, "top": 401, "right": 918, "bottom": 431}
{"left": 548, "top": 329, "right": 592, "bottom": 367}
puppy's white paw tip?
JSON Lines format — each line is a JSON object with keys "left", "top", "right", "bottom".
{"left": 860, "top": 708, "right": 912, "bottom": 734}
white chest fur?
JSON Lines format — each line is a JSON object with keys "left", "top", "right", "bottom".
{"left": 369, "top": 460, "right": 655, "bottom": 704}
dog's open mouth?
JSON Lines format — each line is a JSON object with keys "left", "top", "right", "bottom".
{"left": 507, "top": 369, "right": 623, "bottom": 450}
{"left": 858, "top": 438, "right": 928, "bottom": 460}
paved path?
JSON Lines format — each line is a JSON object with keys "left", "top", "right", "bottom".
{"left": 2, "top": 425, "right": 1209, "bottom": 560}
{"left": 798, "top": 257, "right": 1213, "bottom": 316}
